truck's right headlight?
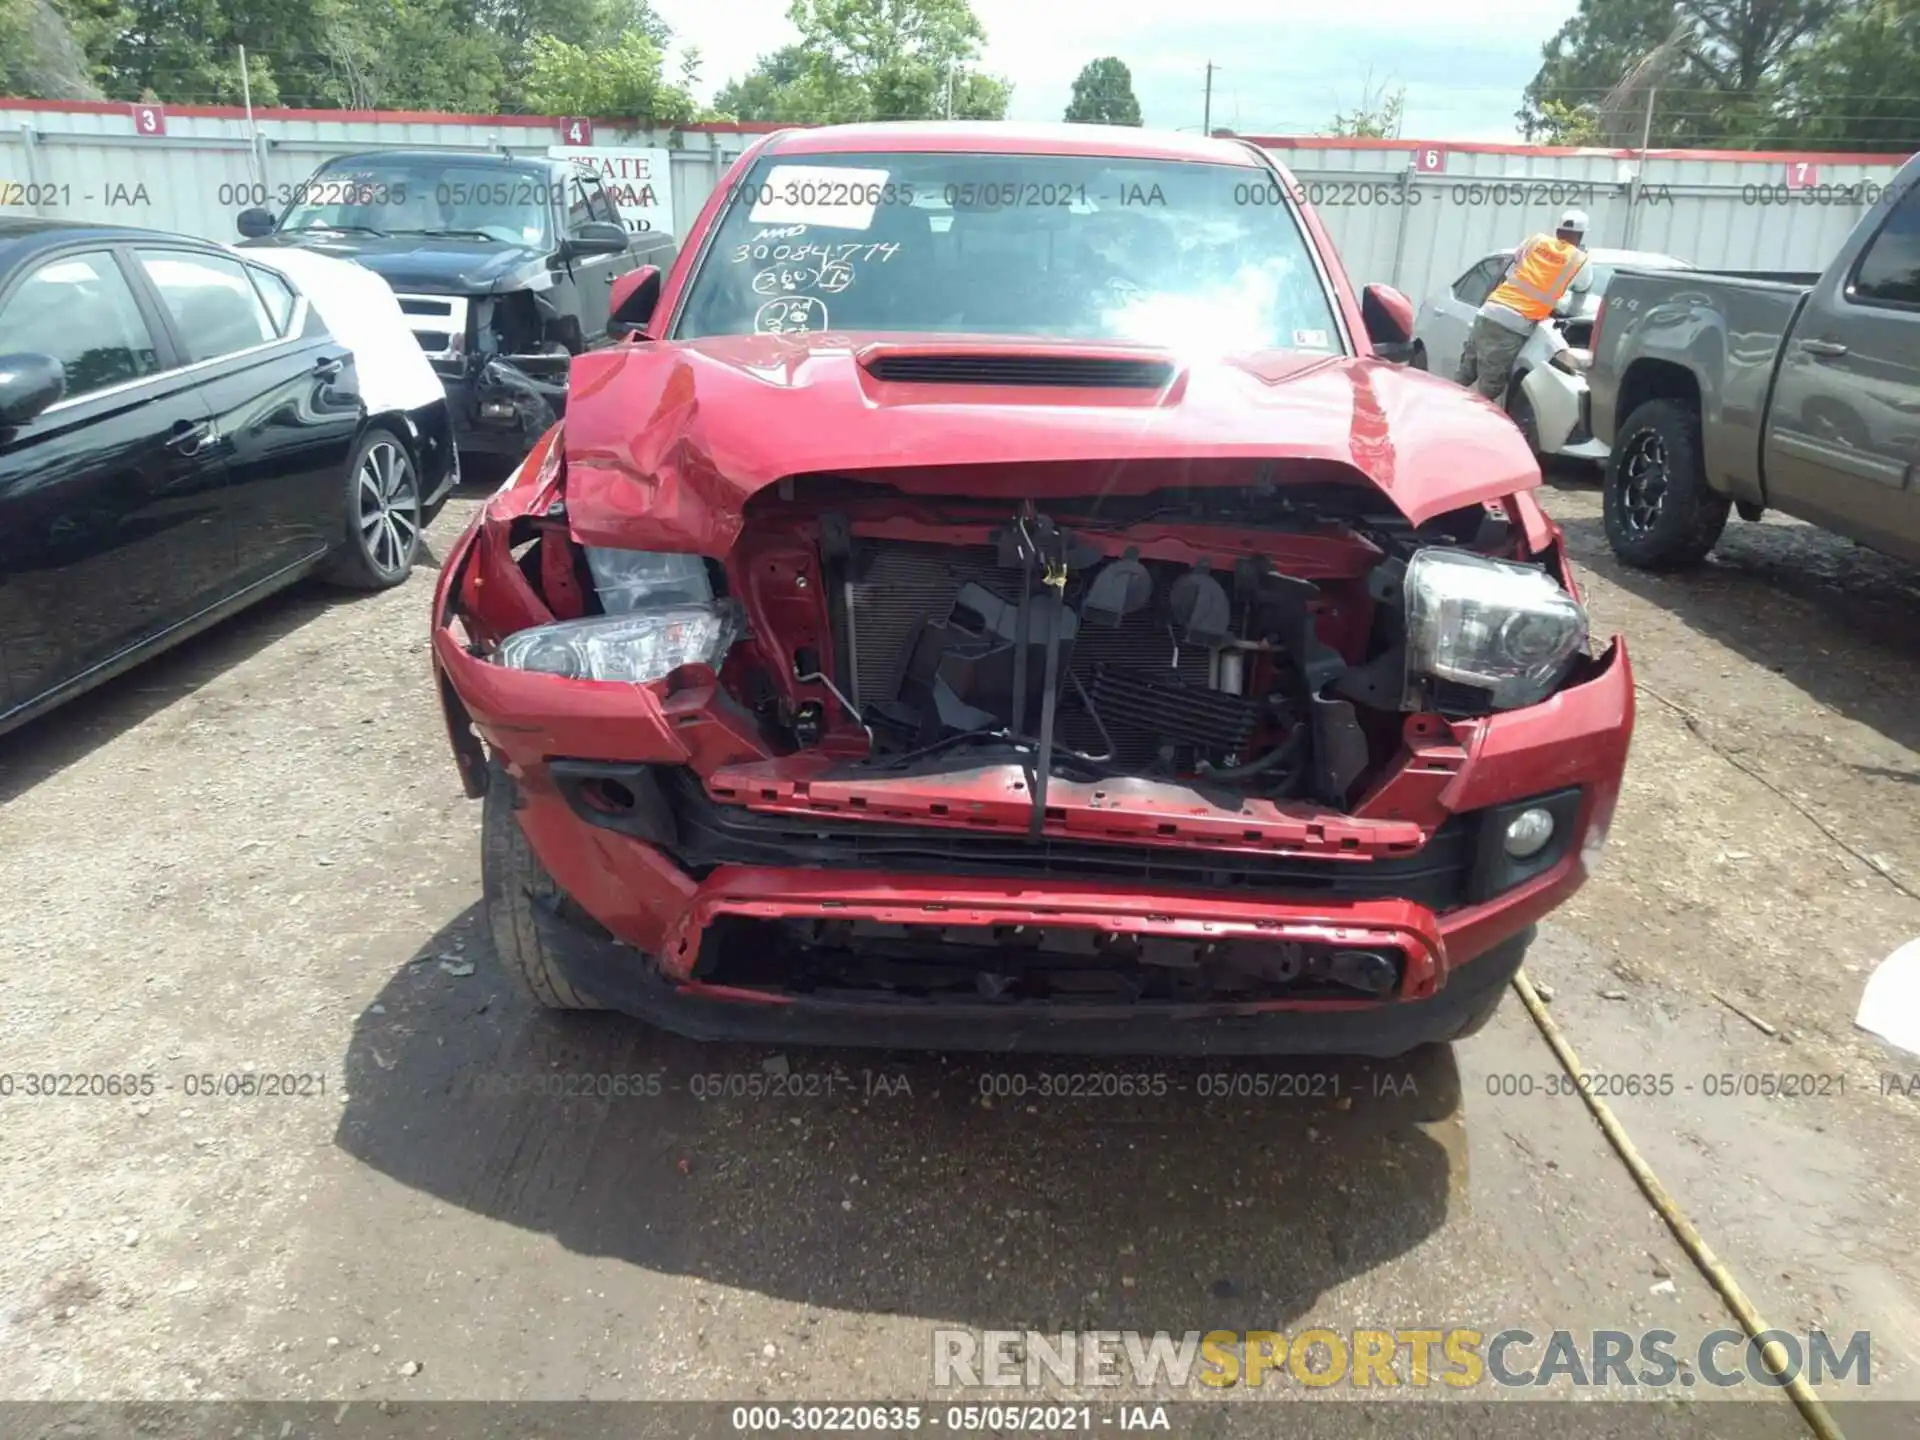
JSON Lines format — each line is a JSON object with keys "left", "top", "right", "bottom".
{"left": 1402, "top": 548, "right": 1587, "bottom": 711}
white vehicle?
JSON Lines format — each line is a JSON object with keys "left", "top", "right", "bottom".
{"left": 1411, "top": 247, "right": 1693, "bottom": 461}
{"left": 231, "top": 244, "right": 452, "bottom": 437}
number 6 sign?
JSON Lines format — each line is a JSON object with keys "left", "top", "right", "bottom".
{"left": 1412, "top": 146, "right": 1447, "bottom": 174}
{"left": 131, "top": 103, "right": 166, "bottom": 137}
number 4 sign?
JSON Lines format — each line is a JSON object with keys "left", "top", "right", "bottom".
{"left": 1785, "top": 160, "right": 1822, "bottom": 189}
{"left": 131, "top": 103, "right": 166, "bottom": 137}
{"left": 558, "top": 117, "right": 594, "bottom": 147}
{"left": 1412, "top": 146, "right": 1447, "bottom": 174}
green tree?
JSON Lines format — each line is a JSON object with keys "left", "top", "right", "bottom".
{"left": 1517, "top": 0, "right": 1838, "bottom": 147}
{"left": 713, "top": 44, "right": 810, "bottom": 119}
{"left": 1063, "top": 56, "right": 1141, "bottom": 125}
{"left": 2, "top": 0, "right": 104, "bottom": 98}
{"left": 714, "top": 0, "right": 1010, "bottom": 123}
{"left": 317, "top": 0, "right": 507, "bottom": 110}
{"left": 1528, "top": 97, "right": 1607, "bottom": 144}
{"left": 1324, "top": 74, "right": 1405, "bottom": 138}
{"left": 1779, "top": 0, "right": 1920, "bottom": 152}
{"left": 58, "top": 0, "right": 355, "bottom": 103}
{"left": 521, "top": 26, "right": 699, "bottom": 121}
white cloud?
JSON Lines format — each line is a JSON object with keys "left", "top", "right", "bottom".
{"left": 656, "top": 0, "right": 1579, "bottom": 143}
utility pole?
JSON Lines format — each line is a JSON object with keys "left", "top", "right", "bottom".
{"left": 1202, "top": 62, "right": 1215, "bottom": 136}
{"left": 1626, "top": 83, "right": 1657, "bottom": 248}
{"left": 238, "top": 46, "right": 263, "bottom": 190}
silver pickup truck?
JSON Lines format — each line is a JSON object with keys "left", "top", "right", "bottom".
{"left": 1588, "top": 150, "right": 1920, "bottom": 570}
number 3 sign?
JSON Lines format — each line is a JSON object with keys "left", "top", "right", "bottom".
{"left": 131, "top": 103, "right": 166, "bottom": 137}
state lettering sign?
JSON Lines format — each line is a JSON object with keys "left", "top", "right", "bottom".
{"left": 547, "top": 145, "right": 675, "bottom": 238}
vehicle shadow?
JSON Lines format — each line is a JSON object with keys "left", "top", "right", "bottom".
{"left": 335, "top": 902, "right": 1464, "bottom": 1330}
{"left": 0, "top": 536, "right": 455, "bottom": 806}
{"left": 1550, "top": 501, "right": 1920, "bottom": 756}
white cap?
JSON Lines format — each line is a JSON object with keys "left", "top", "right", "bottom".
{"left": 1558, "top": 208, "right": 1590, "bottom": 234}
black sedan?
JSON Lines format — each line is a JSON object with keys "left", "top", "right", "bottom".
{"left": 0, "top": 218, "right": 458, "bottom": 737}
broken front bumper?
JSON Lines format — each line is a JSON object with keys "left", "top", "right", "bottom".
{"left": 438, "top": 357, "right": 570, "bottom": 458}
{"left": 526, "top": 890, "right": 1535, "bottom": 1055}
{"left": 431, "top": 502, "right": 1632, "bottom": 1051}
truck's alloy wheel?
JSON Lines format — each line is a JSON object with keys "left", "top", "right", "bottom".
{"left": 1618, "top": 430, "right": 1667, "bottom": 527}
{"left": 1603, "top": 399, "right": 1729, "bottom": 570}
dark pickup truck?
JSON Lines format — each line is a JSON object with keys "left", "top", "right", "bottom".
{"left": 1588, "top": 150, "right": 1920, "bottom": 569}
{"left": 235, "top": 150, "right": 678, "bottom": 463}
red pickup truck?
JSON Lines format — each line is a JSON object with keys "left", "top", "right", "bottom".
{"left": 431, "top": 123, "right": 1633, "bottom": 1057}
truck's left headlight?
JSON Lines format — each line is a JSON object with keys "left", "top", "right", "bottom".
{"left": 495, "top": 603, "right": 742, "bottom": 683}
{"left": 1403, "top": 548, "right": 1587, "bottom": 711}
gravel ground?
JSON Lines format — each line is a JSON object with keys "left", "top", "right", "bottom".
{"left": 0, "top": 473, "right": 1914, "bottom": 1421}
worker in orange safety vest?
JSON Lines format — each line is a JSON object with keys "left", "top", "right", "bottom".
{"left": 1455, "top": 208, "right": 1592, "bottom": 401}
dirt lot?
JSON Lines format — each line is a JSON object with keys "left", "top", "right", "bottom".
{"left": 1, "top": 470, "right": 1916, "bottom": 1423}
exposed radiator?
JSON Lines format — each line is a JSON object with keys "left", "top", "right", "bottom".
{"left": 843, "top": 539, "right": 1212, "bottom": 757}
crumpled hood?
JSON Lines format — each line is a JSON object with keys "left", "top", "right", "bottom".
{"left": 559, "top": 332, "right": 1541, "bottom": 555}
{"left": 240, "top": 233, "right": 548, "bottom": 294}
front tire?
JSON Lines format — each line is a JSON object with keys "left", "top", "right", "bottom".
{"left": 1443, "top": 987, "right": 1506, "bottom": 1042}
{"left": 1603, "top": 399, "right": 1729, "bottom": 570}
{"left": 327, "top": 427, "right": 422, "bottom": 590}
{"left": 482, "top": 761, "right": 605, "bottom": 1010}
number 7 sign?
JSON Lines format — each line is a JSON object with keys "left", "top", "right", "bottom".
{"left": 1785, "top": 160, "right": 1822, "bottom": 189}
{"left": 131, "top": 103, "right": 166, "bottom": 137}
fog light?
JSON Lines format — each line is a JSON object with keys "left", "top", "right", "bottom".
{"left": 479, "top": 399, "right": 517, "bottom": 421}
{"left": 1503, "top": 807, "right": 1555, "bottom": 859}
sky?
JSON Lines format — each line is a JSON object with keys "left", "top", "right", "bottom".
{"left": 651, "top": 0, "right": 1585, "bottom": 143}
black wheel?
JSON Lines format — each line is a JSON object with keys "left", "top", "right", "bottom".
{"left": 1507, "top": 384, "right": 1541, "bottom": 455}
{"left": 327, "top": 427, "right": 422, "bottom": 589}
{"left": 1602, "top": 399, "right": 1729, "bottom": 570}
{"left": 1409, "top": 342, "right": 1429, "bottom": 372}
{"left": 1444, "top": 987, "right": 1506, "bottom": 1042}
{"left": 482, "top": 760, "right": 606, "bottom": 1010}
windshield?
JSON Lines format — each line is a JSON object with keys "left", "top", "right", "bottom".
{"left": 675, "top": 151, "right": 1345, "bottom": 355}
{"left": 277, "top": 158, "right": 555, "bottom": 247}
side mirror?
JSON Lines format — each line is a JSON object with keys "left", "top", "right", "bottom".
{"left": 0, "top": 353, "right": 66, "bottom": 426}
{"left": 565, "top": 221, "right": 632, "bottom": 259}
{"left": 609, "top": 265, "right": 661, "bottom": 336}
{"left": 237, "top": 207, "right": 277, "bottom": 239}
{"left": 1361, "top": 282, "right": 1416, "bottom": 363}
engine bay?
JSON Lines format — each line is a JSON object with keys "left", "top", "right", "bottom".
{"left": 840, "top": 528, "right": 1340, "bottom": 796}
{"left": 465, "top": 461, "right": 1590, "bottom": 833}
{"left": 743, "top": 485, "right": 1499, "bottom": 824}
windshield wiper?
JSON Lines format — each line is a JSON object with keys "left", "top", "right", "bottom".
{"left": 388, "top": 227, "right": 503, "bottom": 241}
{"left": 285, "top": 223, "right": 389, "bottom": 236}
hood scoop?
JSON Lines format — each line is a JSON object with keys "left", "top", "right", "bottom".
{"left": 864, "top": 352, "right": 1176, "bottom": 390}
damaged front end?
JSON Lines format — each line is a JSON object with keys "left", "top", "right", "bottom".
{"left": 397, "top": 287, "right": 575, "bottom": 455}
{"left": 433, "top": 421, "right": 1631, "bottom": 1045}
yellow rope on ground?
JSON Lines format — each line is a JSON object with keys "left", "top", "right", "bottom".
{"left": 1510, "top": 968, "right": 1846, "bottom": 1440}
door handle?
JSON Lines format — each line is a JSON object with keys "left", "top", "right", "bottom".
{"left": 1798, "top": 338, "right": 1849, "bottom": 358}
{"left": 314, "top": 355, "right": 346, "bottom": 380}
{"left": 166, "top": 420, "right": 215, "bottom": 456}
